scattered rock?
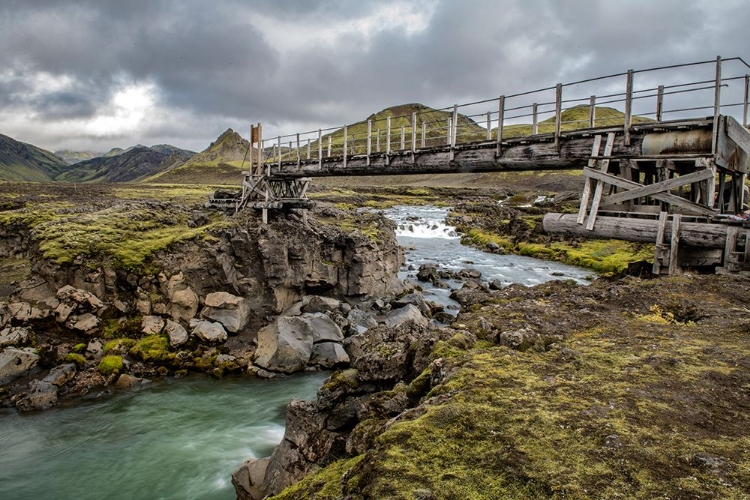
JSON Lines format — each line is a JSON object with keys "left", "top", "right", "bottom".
{"left": 16, "top": 380, "right": 58, "bottom": 412}
{"left": 191, "top": 320, "right": 228, "bottom": 343}
{"left": 65, "top": 313, "right": 101, "bottom": 334}
{"left": 301, "top": 296, "right": 340, "bottom": 314}
{"left": 310, "top": 342, "right": 350, "bottom": 368}
{"left": 85, "top": 339, "right": 103, "bottom": 360}
{"left": 164, "top": 319, "right": 188, "bottom": 347}
{"left": 392, "top": 292, "right": 431, "bottom": 317}
{"left": 232, "top": 458, "right": 270, "bottom": 500}
{"left": 114, "top": 373, "right": 149, "bottom": 389}
{"left": 308, "top": 314, "right": 344, "bottom": 343}
{"left": 141, "top": 315, "right": 165, "bottom": 335}
{"left": 254, "top": 316, "right": 315, "bottom": 373}
{"left": 0, "top": 326, "right": 31, "bottom": 348}
{"left": 0, "top": 347, "right": 39, "bottom": 385}
{"left": 43, "top": 363, "right": 76, "bottom": 387}
{"left": 383, "top": 304, "right": 429, "bottom": 329}
{"left": 202, "top": 292, "right": 250, "bottom": 333}
{"left": 347, "top": 308, "right": 378, "bottom": 335}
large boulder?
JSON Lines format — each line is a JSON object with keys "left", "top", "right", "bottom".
{"left": 16, "top": 380, "right": 58, "bottom": 412}
{"left": 201, "top": 292, "right": 250, "bottom": 333}
{"left": 392, "top": 292, "right": 432, "bottom": 317}
{"left": 0, "top": 347, "right": 40, "bottom": 385}
{"left": 301, "top": 296, "right": 341, "bottom": 314}
{"left": 191, "top": 320, "right": 228, "bottom": 343}
{"left": 232, "top": 458, "right": 270, "bottom": 500}
{"left": 308, "top": 314, "right": 344, "bottom": 343}
{"left": 347, "top": 308, "right": 378, "bottom": 335}
{"left": 55, "top": 286, "right": 105, "bottom": 323}
{"left": 253, "top": 316, "right": 315, "bottom": 373}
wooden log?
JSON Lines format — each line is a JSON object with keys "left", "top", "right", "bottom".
{"left": 543, "top": 213, "right": 743, "bottom": 249}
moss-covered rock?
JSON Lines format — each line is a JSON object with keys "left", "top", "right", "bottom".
{"left": 98, "top": 355, "right": 123, "bottom": 376}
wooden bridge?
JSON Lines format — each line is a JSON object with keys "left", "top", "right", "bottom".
{"left": 212, "top": 56, "right": 750, "bottom": 274}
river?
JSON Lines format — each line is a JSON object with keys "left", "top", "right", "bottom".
{"left": 0, "top": 205, "right": 591, "bottom": 499}
{"left": 0, "top": 373, "right": 328, "bottom": 500}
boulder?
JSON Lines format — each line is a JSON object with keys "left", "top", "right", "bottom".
{"left": 310, "top": 342, "right": 350, "bottom": 368}
{"left": 9, "top": 302, "right": 32, "bottom": 322}
{"left": 232, "top": 458, "right": 270, "bottom": 500}
{"left": 141, "top": 315, "right": 165, "bottom": 335}
{"left": 43, "top": 363, "right": 76, "bottom": 387}
{"left": 56, "top": 285, "right": 105, "bottom": 311}
{"left": 0, "top": 302, "right": 8, "bottom": 328}
{"left": 201, "top": 292, "right": 250, "bottom": 333}
{"left": 16, "top": 380, "right": 58, "bottom": 412}
{"left": 114, "top": 373, "right": 149, "bottom": 389}
{"left": 253, "top": 316, "right": 314, "bottom": 373}
{"left": 383, "top": 304, "right": 429, "bottom": 329}
{"left": 301, "top": 296, "right": 341, "bottom": 314}
{"left": 308, "top": 313, "right": 344, "bottom": 343}
{"left": 0, "top": 326, "right": 31, "bottom": 348}
{"left": 347, "top": 308, "right": 378, "bottom": 335}
{"left": 169, "top": 287, "right": 199, "bottom": 324}
{"left": 136, "top": 299, "right": 152, "bottom": 315}
{"left": 191, "top": 320, "right": 228, "bottom": 343}
{"left": 86, "top": 339, "right": 103, "bottom": 360}
{"left": 392, "top": 292, "right": 432, "bottom": 317}
{"left": 164, "top": 319, "right": 189, "bottom": 347}
{"left": 0, "top": 347, "right": 40, "bottom": 385}
{"left": 65, "top": 313, "right": 101, "bottom": 334}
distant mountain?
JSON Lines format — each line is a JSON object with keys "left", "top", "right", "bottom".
{"left": 56, "top": 145, "right": 195, "bottom": 183}
{"left": 146, "top": 129, "right": 251, "bottom": 185}
{"left": 54, "top": 149, "right": 103, "bottom": 165}
{"left": 103, "top": 147, "right": 125, "bottom": 157}
{"left": 0, "top": 133, "right": 70, "bottom": 182}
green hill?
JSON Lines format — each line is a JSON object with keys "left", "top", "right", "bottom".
{"left": 145, "top": 129, "right": 252, "bottom": 185}
{"left": 53, "top": 149, "right": 103, "bottom": 165}
{"left": 56, "top": 146, "right": 194, "bottom": 183}
{"left": 0, "top": 133, "right": 70, "bottom": 182}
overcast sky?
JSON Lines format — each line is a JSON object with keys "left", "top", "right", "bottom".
{"left": 1, "top": 0, "right": 749, "bottom": 153}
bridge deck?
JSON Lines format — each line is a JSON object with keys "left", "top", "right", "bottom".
{"left": 267, "top": 117, "right": 715, "bottom": 178}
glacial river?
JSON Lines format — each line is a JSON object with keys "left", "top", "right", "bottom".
{"left": 0, "top": 205, "right": 590, "bottom": 499}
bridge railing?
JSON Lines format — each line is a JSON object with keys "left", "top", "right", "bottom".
{"left": 259, "top": 56, "right": 750, "bottom": 167}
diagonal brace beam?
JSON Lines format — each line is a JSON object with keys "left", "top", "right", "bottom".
{"left": 601, "top": 168, "right": 714, "bottom": 205}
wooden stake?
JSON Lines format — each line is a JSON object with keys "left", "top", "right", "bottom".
{"left": 532, "top": 103, "right": 538, "bottom": 135}
{"left": 497, "top": 96, "right": 505, "bottom": 156}
{"left": 669, "top": 214, "right": 682, "bottom": 275}
{"left": 656, "top": 85, "right": 664, "bottom": 122}
{"left": 411, "top": 112, "right": 417, "bottom": 153}
{"left": 589, "top": 95, "right": 596, "bottom": 128}
{"left": 712, "top": 55, "right": 722, "bottom": 155}
{"left": 343, "top": 125, "right": 347, "bottom": 169}
{"left": 554, "top": 83, "right": 562, "bottom": 152}
{"left": 625, "top": 69, "right": 633, "bottom": 146}
{"left": 318, "top": 129, "right": 322, "bottom": 169}
{"left": 366, "top": 120, "right": 372, "bottom": 166}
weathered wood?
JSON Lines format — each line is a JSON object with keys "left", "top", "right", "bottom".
{"left": 625, "top": 69, "right": 633, "bottom": 146}
{"left": 451, "top": 104, "right": 458, "bottom": 159}
{"left": 585, "top": 132, "right": 616, "bottom": 230}
{"left": 589, "top": 95, "right": 596, "bottom": 128}
{"left": 725, "top": 115, "right": 750, "bottom": 158}
{"left": 583, "top": 168, "right": 717, "bottom": 216}
{"left": 327, "top": 136, "right": 332, "bottom": 157}
{"left": 400, "top": 125, "right": 405, "bottom": 151}
{"left": 318, "top": 130, "right": 322, "bottom": 169}
{"left": 656, "top": 85, "right": 664, "bottom": 122}
{"left": 601, "top": 167, "right": 715, "bottom": 205}
{"left": 497, "top": 96, "right": 505, "bottom": 156}
{"left": 555, "top": 83, "right": 562, "bottom": 151}
{"left": 486, "top": 112, "right": 492, "bottom": 141}
{"left": 712, "top": 56, "right": 722, "bottom": 155}
{"left": 343, "top": 126, "right": 347, "bottom": 169}
{"left": 745, "top": 74, "right": 749, "bottom": 128}
{"left": 669, "top": 214, "right": 682, "bottom": 275}
{"left": 421, "top": 121, "right": 426, "bottom": 148}
{"left": 412, "top": 112, "right": 417, "bottom": 153}
{"left": 577, "top": 135, "right": 603, "bottom": 224}
{"left": 366, "top": 121, "right": 371, "bottom": 166}
{"left": 543, "top": 213, "right": 744, "bottom": 248}
{"left": 653, "top": 211, "right": 669, "bottom": 274}
{"left": 386, "top": 117, "right": 391, "bottom": 158}
{"left": 532, "top": 103, "right": 538, "bottom": 135}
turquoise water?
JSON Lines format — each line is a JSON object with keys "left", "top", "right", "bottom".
{"left": 0, "top": 372, "right": 328, "bottom": 500}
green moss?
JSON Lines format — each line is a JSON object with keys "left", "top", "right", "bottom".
{"left": 129, "top": 335, "right": 172, "bottom": 363}
{"left": 323, "top": 368, "right": 360, "bottom": 391}
{"left": 463, "top": 228, "right": 653, "bottom": 274}
{"left": 65, "top": 353, "right": 86, "bottom": 367}
{"left": 103, "top": 338, "right": 137, "bottom": 354}
{"left": 98, "top": 355, "right": 123, "bottom": 376}
{"left": 273, "top": 456, "right": 365, "bottom": 500}
{"left": 71, "top": 343, "right": 87, "bottom": 354}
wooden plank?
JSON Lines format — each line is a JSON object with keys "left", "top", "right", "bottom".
{"left": 422, "top": 121, "right": 426, "bottom": 148}
{"left": 343, "top": 126, "right": 347, "bottom": 169}
{"left": 669, "top": 214, "right": 682, "bottom": 275}
{"left": 543, "top": 213, "right": 736, "bottom": 248}
{"left": 589, "top": 95, "right": 596, "bottom": 128}
{"left": 725, "top": 115, "right": 750, "bottom": 156}
{"left": 653, "top": 211, "right": 669, "bottom": 274}
{"left": 555, "top": 83, "right": 562, "bottom": 152}
{"left": 625, "top": 70, "right": 633, "bottom": 146}
{"left": 497, "top": 96, "right": 505, "bottom": 156}
{"left": 724, "top": 226, "right": 741, "bottom": 270}
{"left": 656, "top": 85, "right": 664, "bottom": 122}
{"left": 585, "top": 132, "right": 616, "bottom": 230}
{"left": 577, "top": 134, "right": 603, "bottom": 224}
{"left": 712, "top": 56, "right": 722, "bottom": 155}
{"left": 583, "top": 168, "right": 717, "bottom": 216}
{"left": 601, "top": 168, "right": 714, "bottom": 205}
{"left": 412, "top": 112, "right": 417, "bottom": 153}
{"left": 532, "top": 103, "right": 538, "bottom": 135}
{"left": 366, "top": 121, "right": 371, "bottom": 166}
{"left": 318, "top": 129, "right": 322, "bottom": 169}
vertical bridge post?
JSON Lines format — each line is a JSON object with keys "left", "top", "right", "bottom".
{"left": 318, "top": 129, "right": 322, "bottom": 169}
{"left": 496, "top": 95, "right": 505, "bottom": 156}
{"left": 366, "top": 120, "right": 372, "bottom": 166}
{"left": 625, "top": 69, "right": 633, "bottom": 146}
{"left": 343, "top": 125, "right": 347, "bottom": 169}
{"left": 450, "top": 104, "right": 457, "bottom": 160}
{"left": 554, "top": 83, "right": 562, "bottom": 152}
{"left": 411, "top": 112, "right": 417, "bottom": 153}
{"left": 532, "top": 103, "right": 538, "bottom": 135}
{"left": 656, "top": 85, "right": 664, "bottom": 122}
{"left": 712, "top": 55, "right": 722, "bottom": 155}
{"left": 589, "top": 95, "right": 596, "bottom": 128}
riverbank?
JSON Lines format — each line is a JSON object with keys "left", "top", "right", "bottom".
{"left": 254, "top": 273, "right": 750, "bottom": 499}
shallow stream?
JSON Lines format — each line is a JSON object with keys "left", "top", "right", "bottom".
{"left": 0, "top": 205, "right": 590, "bottom": 499}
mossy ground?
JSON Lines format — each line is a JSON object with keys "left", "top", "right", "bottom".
{"left": 276, "top": 275, "right": 750, "bottom": 499}
{"left": 0, "top": 182, "right": 229, "bottom": 270}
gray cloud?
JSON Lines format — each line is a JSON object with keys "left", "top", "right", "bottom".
{"left": 0, "top": 0, "right": 748, "bottom": 152}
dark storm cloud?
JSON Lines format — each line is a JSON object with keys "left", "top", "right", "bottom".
{"left": 0, "top": 0, "right": 747, "bottom": 151}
